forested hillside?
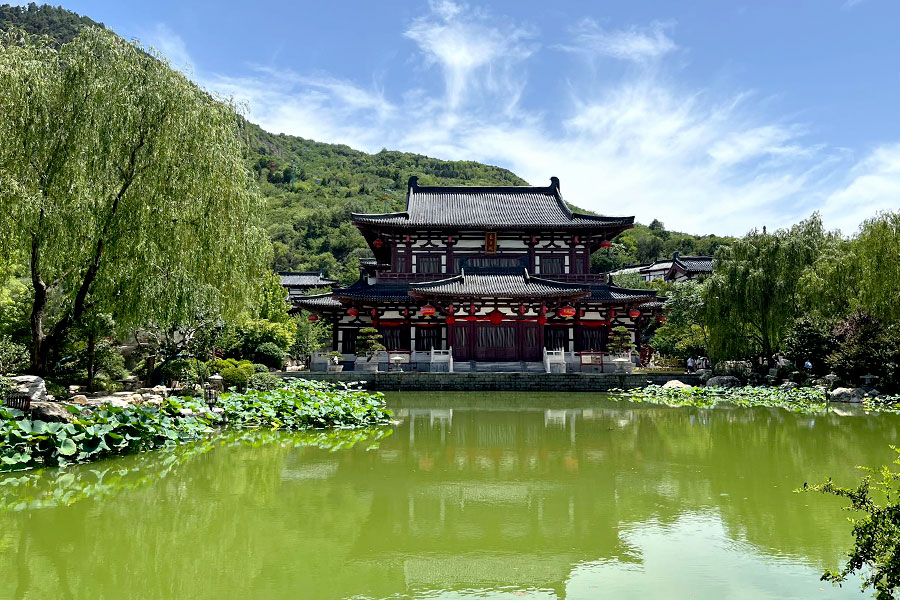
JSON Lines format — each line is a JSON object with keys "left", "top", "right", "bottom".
{"left": 1, "top": 3, "right": 733, "bottom": 284}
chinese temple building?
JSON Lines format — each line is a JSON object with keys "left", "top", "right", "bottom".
{"left": 293, "top": 177, "right": 664, "bottom": 371}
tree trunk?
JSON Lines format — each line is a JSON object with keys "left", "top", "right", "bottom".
{"left": 29, "top": 234, "right": 50, "bottom": 375}
{"left": 86, "top": 332, "right": 96, "bottom": 393}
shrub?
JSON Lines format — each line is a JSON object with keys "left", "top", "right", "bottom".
{"left": 207, "top": 358, "right": 238, "bottom": 375}
{"left": 221, "top": 318, "right": 295, "bottom": 360}
{"left": 252, "top": 363, "right": 269, "bottom": 373}
{"left": 254, "top": 342, "right": 284, "bottom": 369}
{"left": 221, "top": 363, "right": 255, "bottom": 391}
{"left": 0, "top": 336, "right": 28, "bottom": 375}
{"left": 783, "top": 317, "right": 834, "bottom": 376}
{"left": 828, "top": 312, "right": 900, "bottom": 393}
{"left": 160, "top": 357, "right": 196, "bottom": 386}
{"left": 248, "top": 372, "right": 282, "bottom": 391}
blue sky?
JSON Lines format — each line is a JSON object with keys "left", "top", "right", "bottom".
{"left": 20, "top": 0, "right": 900, "bottom": 235}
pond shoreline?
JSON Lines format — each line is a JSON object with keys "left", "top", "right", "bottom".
{"left": 285, "top": 371, "right": 704, "bottom": 391}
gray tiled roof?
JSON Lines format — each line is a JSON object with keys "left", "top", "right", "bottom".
{"left": 638, "top": 261, "right": 673, "bottom": 274}
{"left": 290, "top": 293, "right": 342, "bottom": 310}
{"left": 352, "top": 177, "right": 634, "bottom": 230}
{"left": 586, "top": 284, "right": 658, "bottom": 304}
{"left": 334, "top": 280, "right": 416, "bottom": 303}
{"left": 409, "top": 269, "right": 590, "bottom": 299}
{"left": 279, "top": 272, "right": 337, "bottom": 288}
{"left": 670, "top": 256, "right": 713, "bottom": 274}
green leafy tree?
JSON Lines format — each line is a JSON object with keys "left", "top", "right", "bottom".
{"left": 293, "top": 315, "right": 332, "bottom": 364}
{"left": 703, "top": 215, "right": 831, "bottom": 363}
{"left": 782, "top": 317, "right": 834, "bottom": 376}
{"left": 0, "top": 28, "right": 269, "bottom": 374}
{"left": 608, "top": 326, "right": 635, "bottom": 356}
{"left": 356, "top": 327, "right": 385, "bottom": 362}
{"left": 805, "top": 448, "right": 900, "bottom": 600}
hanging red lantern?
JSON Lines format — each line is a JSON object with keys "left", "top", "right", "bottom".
{"left": 558, "top": 305, "right": 577, "bottom": 319}
{"left": 371, "top": 308, "right": 378, "bottom": 318}
{"left": 469, "top": 302, "right": 476, "bottom": 314}
{"left": 537, "top": 315, "right": 547, "bottom": 326}
{"left": 518, "top": 304, "right": 526, "bottom": 315}
{"left": 308, "top": 314, "right": 318, "bottom": 322}
{"left": 347, "top": 307, "right": 359, "bottom": 317}
{"left": 447, "top": 236, "right": 454, "bottom": 243}
{"left": 540, "top": 304, "right": 547, "bottom": 316}
{"left": 600, "top": 240, "right": 612, "bottom": 248}
{"left": 489, "top": 310, "right": 504, "bottom": 325}
{"left": 403, "top": 308, "right": 410, "bottom": 318}
{"left": 372, "top": 238, "right": 384, "bottom": 249}
{"left": 657, "top": 315, "right": 667, "bottom": 323}
{"left": 531, "top": 235, "right": 537, "bottom": 244}
{"left": 574, "top": 236, "right": 580, "bottom": 244}
{"left": 609, "top": 309, "right": 617, "bottom": 318}
{"left": 405, "top": 234, "right": 411, "bottom": 243}
{"left": 421, "top": 304, "right": 436, "bottom": 317}
{"left": 445, "top": 315, "right": 456, "bottom": 325}
{"left": 629, "top": 308, "right": 641, "bottom": 319}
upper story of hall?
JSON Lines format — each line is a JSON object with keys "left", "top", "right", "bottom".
{"left": 351, "top": 176, "right": 635, "bottom": 280}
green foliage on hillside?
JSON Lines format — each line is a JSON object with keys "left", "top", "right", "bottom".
{"left": 0, "top": 3, "right": 102, "bottom": 44}
{"left": 245, "top": 122, "right": 530, "bottom": 282}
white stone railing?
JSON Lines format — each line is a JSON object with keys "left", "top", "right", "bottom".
{"left": 430, "top": 347, "right": 454, "bottom": 373}
{"left": 543, "top": 348, "right": 566, "bottom": 373}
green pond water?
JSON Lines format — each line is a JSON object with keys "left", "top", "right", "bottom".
{"left": 1, "top": 392, "right": 897, "bottom": 600}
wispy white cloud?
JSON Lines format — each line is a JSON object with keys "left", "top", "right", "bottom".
{"left": 823, "top": 144, "right": 900, "bottom": 234}
{"left": 403, "top": 0, "right": 535, "bottom": 113}
{"left": 559, "top": 19, "right": 677, "bottom": 63}
{"left": 151, "top": 3, "right": 897, "bottom": 237}
{"left": 144, "top": 23, "right": 193, "bottom": 73}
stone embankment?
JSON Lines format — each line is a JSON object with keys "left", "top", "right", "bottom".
{"left": 284, "top": 371, "right": 705, "bottom": 392}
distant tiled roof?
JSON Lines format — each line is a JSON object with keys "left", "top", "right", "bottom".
{"left": 334, "top": 280, "right": 416, "bottom": 303}
{"left": 609, "top": 264, "right": 650, "bottom": 276}
{"left": 290, "top": 293, "right": 342, "bottom": 310}
{"left": 585, "top": 284, "right": 658, "bottom": 304}
{"left": 279, "top": 271, "right": 337, "bottom": 288}
{"left": 352, "top": 177, "right": 634, "bottom": 231}
{"left": 638, "top": 261, "right": 673, "bottom": 274}
{"left": 409, "top": 269, "right": 590, "bottom": 299}
{"left": 668, "top": 256, "right": 713, "bottom": 276}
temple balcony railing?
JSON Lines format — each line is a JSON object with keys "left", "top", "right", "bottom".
{"left": 375, "top": 272, "right": 609, "bottom": 283}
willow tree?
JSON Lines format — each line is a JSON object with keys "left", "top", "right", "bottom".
{"left": 703, "top": 214, "right": 832, "bottom": 363}
{"left": 0, "top": 28, "right": 270, "bottom": 374}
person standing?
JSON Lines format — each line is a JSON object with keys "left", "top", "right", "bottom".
{"left": 687, "top": 357, "right": 696, "bottom": 373}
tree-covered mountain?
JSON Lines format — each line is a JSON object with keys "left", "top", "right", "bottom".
{"left": 1, "top": 3, "right": 733, "bottom": 284}
{"left": 0, "top": 3, "right": 102, "bottom": 43}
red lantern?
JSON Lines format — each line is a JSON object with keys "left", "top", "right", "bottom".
{"left": 658, "top": 315, "right": 667, "bottom": 323}
{"left": 609, "top": 309, "right": 617, "bottom": 318}
{"left": 372, "top": 238, "right": 384, "bottom": 249}
{"left": 421, "top": 304, "right": 436, "bottom": 317}
{"left": 537, "top": 315, "right": 547, "bottom": 326}
{"left": 600, "top": 240, "right": 612, "bottom": 248}
{"left": 308, "top": 314, "right": 318, "bottom": 322}
{"left": 518, "top": 304, "right": 526, "bottom": 315}
{"left": 574, "top": 236, "right": 580, "bottom": 244}
{"left": 403, "top": 308, "right": 410, "bottom": 318}
{"left": 371, "top": 308, "right": 378, "bottom": 318}
{"left": 489, "top": 310, "right": 504, "bottom": 326}
{"left": 629, "top": 308, "right": 641, "bottom": 319}
{"left": 445, "top": 315, "right": 456, "bottom": 325}
{"left": 347, "top": 307, "right": 359, "bottom": 317}
{"left": 558, "top": 305, "right": 576, "bottom": 319}
{"left": 448, "top": 236, "right": 454, "bottom": 243}
{"left": 405, "top": 234, "right": 411, "bottom": 243}
{"left": 469, "top": 303, "right": 476, "bottom": 314}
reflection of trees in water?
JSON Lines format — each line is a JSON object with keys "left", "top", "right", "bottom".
{"left": 0, "top": 398, "right": 895, "bottom": 599}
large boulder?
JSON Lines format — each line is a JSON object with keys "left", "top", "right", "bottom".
{"left": 10, "top": 375, "right": 48, "bottom": 403}
{"left": 662, "top": 379, "right": 692, "bottom": 389}
{"left": 706, "top": 375, "right": 741, "bottom": 388}
{"left": 829, "top": 387, "right": 866, "bottom": 403}
{"left": 27, "top": 401, "right": 75, "bottom": 423}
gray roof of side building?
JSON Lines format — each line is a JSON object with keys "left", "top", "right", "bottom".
{"left": 352, "top": 176, "right": 634, "bottom": 231}
{"left": 278, "top": 271, "right": 338, "bottom": 288}
{"left": 409, "top": 269, "right": 590, "bottom": 300}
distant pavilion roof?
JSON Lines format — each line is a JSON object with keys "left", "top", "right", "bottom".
{"left": 289, "top": 293, "right": 342, "bottom": 312}
{"left": 638, "top": 260, "right": 674, "bottom": 274}
{"left": 409, "top": 269, "right": 590, "bottom": 300}
{"left": 585, "top": 284, "right": 658, "bottom": 305}
{"left": 352, "top": 177, "right": 634, "bottom": 231}
{"left": 279, "top": 271, "right": 337, "bottom": 288}
{"left": 334, "top": 279, "right": 416, "bottom": 303}
{"left": 666, "top": 255, "right": 713, "bottom": 278}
